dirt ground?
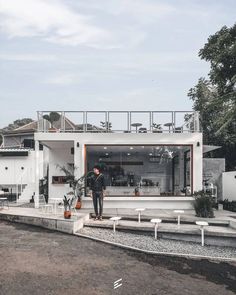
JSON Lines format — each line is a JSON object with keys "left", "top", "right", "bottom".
{"left": 0, "top": 221, "right": 235, "bottom": 295}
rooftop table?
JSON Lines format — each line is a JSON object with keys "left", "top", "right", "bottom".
{"left": 131, "top": 123, "right": 142, "bottom": 133}
{"left": 164, "top": 122, "right": 174, "bottom": 133}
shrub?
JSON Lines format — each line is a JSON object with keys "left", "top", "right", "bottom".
{"left": 220, "top": 199, "right": 236, "bottom": 212}
{"left": 193, "top": 190, "right": 215, "bottom": 218}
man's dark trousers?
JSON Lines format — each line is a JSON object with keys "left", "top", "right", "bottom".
{"left": 92, "top": 191, "right": 103, "bottom": 216}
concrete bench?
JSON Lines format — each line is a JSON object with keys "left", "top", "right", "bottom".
{"left": 110, "top": 216, "right": 121, "bottom": 233}
{"left": 196, "top": 221, "right": 209, "bottom": 246}
{"left": 173, "top": 210, "right": 184, "bottom": 227}
{"left": 135, "top": 208, "right": 146, "bottom": 223}
{"left": 150, "top": 219, "right": 162, "bottom": 239}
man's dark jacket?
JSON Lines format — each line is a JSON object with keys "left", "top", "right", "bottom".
{"left": 89, "top": 173, "right": 106, "bottom": 192}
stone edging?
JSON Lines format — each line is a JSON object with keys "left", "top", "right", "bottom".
{"left": 75, "top": 232, "right": 236, "bottom": 263}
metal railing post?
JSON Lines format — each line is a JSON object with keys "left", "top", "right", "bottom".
{"left": 105, "top": 111, "right": 108, "bottom": 132}
{"left": 85, "top": 112, "right": 87, "bottom": 132}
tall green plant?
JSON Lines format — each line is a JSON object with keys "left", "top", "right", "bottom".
{"left": 43, "top": 112, "right": 60, "bottom": 128}
{"left": 63, "top": 195, "right": 74, "bottom": 211}
{"left": 57, "top": 165, "right": 92, "bottom": 200}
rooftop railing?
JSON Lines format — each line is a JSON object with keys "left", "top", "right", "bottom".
{"left": 37, "top": 111, "right": 200, "bottom": 133}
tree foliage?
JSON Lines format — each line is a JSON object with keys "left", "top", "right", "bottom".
{"left": 1, "top": 118, "right": 34, "bottom": 132}
{"left": 188, "top": 24, "right": 236, "bottom": 170}
{"left": 0, "top": 118, "right": 34, "bottom": 146}
{"left": 42, "top": 112, "right": 60, "bottom": 127}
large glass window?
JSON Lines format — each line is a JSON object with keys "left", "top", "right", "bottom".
{"left": 86, "top": 145, "right": 192, "bottom": 196}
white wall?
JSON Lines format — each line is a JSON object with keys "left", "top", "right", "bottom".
{"left": 48, "top": 142, "right": 74, "bottom": 199}
{"left": 36, "top": 132, "right": 203, "bottom": 198}
{"left": 0, "top": 151, "right": 44, "bottom": 192}
{"left": 222, "top": 171, "right": 236, "bottom": 201}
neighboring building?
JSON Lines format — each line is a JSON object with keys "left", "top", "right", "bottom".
{"left": 0, "top": 115, "right": 77, "bottom": 202}
{"left": 0, "top": 121, "right": 44, "bottom": 201}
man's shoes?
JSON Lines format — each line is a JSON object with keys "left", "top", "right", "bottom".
{"left": 99, "top": 216, "right": 103, "bottom": 221}
{"left": 94, "top": 216, "right": 99, "bottom": 221}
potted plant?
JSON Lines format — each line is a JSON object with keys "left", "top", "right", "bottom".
{"left": 152, "top": 123, "right": 162, "bottom": 133}
{"left": 63, "top": 194, "right": 74, "bottom": 219}
{"left": 58, "top": 165, "right": 92, "bottom": 209}
{"left": 193, "top": 190, "right": 215, "bottom": 218}
{"left": 43, "top": 112, "right": 60, "bottom": 132}
{"left": 134, "top": 186, "right": 140, "bottom": 196}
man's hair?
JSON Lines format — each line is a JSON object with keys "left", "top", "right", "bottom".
{"left": 93, "top": 165, "right": 101, "bottom": 172}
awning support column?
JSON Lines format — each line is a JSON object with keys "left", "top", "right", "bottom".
{"left": 34, "top": 140, "right": 40, "bottom": 208}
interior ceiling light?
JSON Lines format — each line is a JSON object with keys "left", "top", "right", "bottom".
{"left": 105, "top": 153, "right": 109, "bottom": 156}
{"left": 127, "top": 153, "right": 131, "bottom": 156}
{"left": 130, "top": 147, "right": 133, "bottom": 150}
{"left": 103, "top": 147, "right": 107, "bottom": 149}
{"left": 149, "top": 153, "right": 153, "bottom": 156}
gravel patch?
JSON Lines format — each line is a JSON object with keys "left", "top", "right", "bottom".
{"left": 10, "top": 202, "right": 34, "bottom": 208}
{"left": 79, "top": 227, "right": 236, "bottom": 259}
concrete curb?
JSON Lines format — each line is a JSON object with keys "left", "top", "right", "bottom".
{"left": 75, "top": 232, "right": 236, "bottom": 263}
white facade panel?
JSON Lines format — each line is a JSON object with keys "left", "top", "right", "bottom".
{"left": 35, "top": 132, "right": 203, "bottom": 202}
{"left": 222, "top": 171, "right": 236, "bottom": 201}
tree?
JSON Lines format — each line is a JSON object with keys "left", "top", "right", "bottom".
{"left": 0, "top": 118, "right": 34, "bottom": 146}
{"left": 189, "top": 23, "right": 236, "bottom": 170}
{"left": 1, "top": 118, "right": 34, "bottom": 132}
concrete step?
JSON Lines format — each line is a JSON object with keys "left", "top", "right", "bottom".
{"left": 82, "top": 219, "right": 236, "bottom": 247}
{"left": 89, "top": 213, "right": 230, "bottom": 227}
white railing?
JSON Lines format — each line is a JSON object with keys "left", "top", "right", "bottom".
{"left": 37, "top": 110, "right": 201, "bottom": 133}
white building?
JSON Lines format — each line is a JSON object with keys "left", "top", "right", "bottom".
{"left": 33, "top": 110, "right": 203, "bottom": 209}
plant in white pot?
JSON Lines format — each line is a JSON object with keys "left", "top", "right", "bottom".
{"left": 152, "top": 123, "right": 162, "bottom": 133}
{"left": 43, "top": 112, "right": 60, "bottom": 132}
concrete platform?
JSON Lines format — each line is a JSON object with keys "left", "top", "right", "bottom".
{"left": 0, "top": 207, "right": 89, "bottom": 234}
{"left": 83, "top": 219, "right": 236, "bottom": 247}
{"left": 79, "top": 208, "right": 236, "bottom": 227}
{"left": 1, "top": 206, "right": 236, "bottom": 247}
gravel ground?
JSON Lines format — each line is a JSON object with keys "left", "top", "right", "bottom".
{"left": 79, "top": 227, "right": 236, "bottom": 259}
{"left": 8, "top": 202, "right": 34, "bottom": 208}
{"left": 17, "top": 203, "right": 34, "bottom": 208}
{"left": 1, "top": 221, "right": 236, "bottom": 295}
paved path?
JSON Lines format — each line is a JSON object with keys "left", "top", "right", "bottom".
{"left": 0, "top": 221, "right": 235, "bottom": 295}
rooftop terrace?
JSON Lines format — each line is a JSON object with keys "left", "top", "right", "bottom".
{"left": 37, "top": 111, "right": 200, "bottom": 133}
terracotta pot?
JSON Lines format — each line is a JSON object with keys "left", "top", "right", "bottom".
{"left": 75, "top": 201, "right": 81, "bottom": 209}
{"left": 64, "top": 210, "right": 71, "bottom": 219}
{"left": 48, "top": 127, "right": 57, "bottom": 132}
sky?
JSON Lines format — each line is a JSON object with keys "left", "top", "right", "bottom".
{"left": 0, "top": 0, "right": 235, "bottom": 127}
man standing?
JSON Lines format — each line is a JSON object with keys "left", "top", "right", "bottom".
{"left": 89, "top": 165, "right": 106, "bottom": 221}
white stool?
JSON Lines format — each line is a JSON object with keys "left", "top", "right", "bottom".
{"left": 196, "top": 221, "right": 209, "bottom": 246}
{"left": 110, "top": 217, "right": 121, "bottom": 233}
{"left": 173, "top": 210, "right": 184, "bottom": 227}
{"left": 135, "top": 208, "right": 146, "bottom": 223}
{"left": 150, "top": 219, "right": 162, "bottom": 239}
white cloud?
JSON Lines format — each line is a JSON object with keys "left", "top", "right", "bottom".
{"left": 79, "top": 0, "right": 176, "bottom": 24}
{"left": 0, "top": 0, "right": 109, "bottom": 47}
{"left": 0, "top": 53, "right": 58, "bottom": 61}
{"left": 44, "top": 73, "right": 80, "bottom": 85}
